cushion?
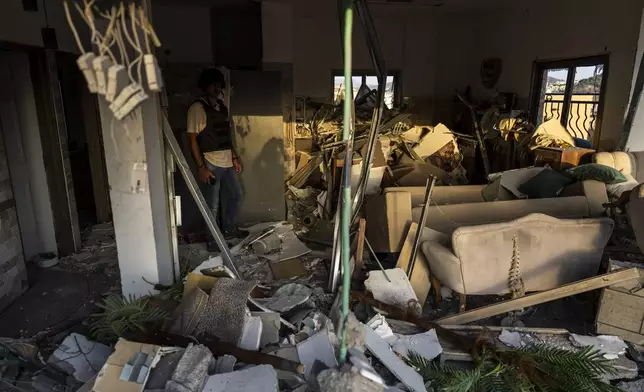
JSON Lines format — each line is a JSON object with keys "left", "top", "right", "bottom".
{"left": 566, "top": 163, "right": 627, "bottom": 184}
{"left": 606, "top": 175, "right": 640, "bottom": 198}
{"left": 518, "top": 169, "right": 574, "bottom": 199}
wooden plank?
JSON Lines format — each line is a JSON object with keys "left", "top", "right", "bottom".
{"left": 596, "top": 288, "right": 644, "bottom": 333}
{"left": 607, "top": 260, "right": 644, "bottom": 295}
{"left": 396, "top": 222, "right": 432, "bottom": 306}
{"left": 597, "top": 322, "right": 644, "bottom": 346}
{"left": 436, "top": 268, "right": 642, "bottom": 325}
{"left": 355, "top": 218, "right": 366, "bottom": 270}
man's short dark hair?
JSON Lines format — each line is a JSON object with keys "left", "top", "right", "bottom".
{"left": 198, "top": 68, "right": 226, "bottom": 91}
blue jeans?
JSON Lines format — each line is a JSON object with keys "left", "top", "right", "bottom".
{"left": 204, "top": 161, "right": 243, "bottom": 234}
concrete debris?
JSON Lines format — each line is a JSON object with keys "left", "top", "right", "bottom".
{"left": 251, "top": 232, "right": 282, "bottom": 255}
{"left": 616, "top": 379, "right": 644, "bottom": 392}
{"left": 203, "top": 365, "right": 278, "bottom": 392}
{"left": 316, "top": 366, "right": 385, "bottom": 392}
{"left": 47, "top": 333, "right": 111, "bottom": 383}
{"left": 604, "top": 355, "right": 639, "bottom": 382}
{"left": 191, "top": 256, "right": 224, "bottom": 275}
{"left": 260, "top": 231, "right": 311, "bottom": 263}
{"left": 252, "top": 311, "right": 282, "bottom": 347}
{"left": 212, "top": 355, "right": 237, "bottom": 374}
{"left": 165, "top": 344, "right": 213, "bottom": 392}
{"left": 364, "top": 268, "right": 422, "bottom": 317}
{"left": 570, "top": 334, "right": 628, "bottom": 360}
{"left": 239, "top": 311, "right": 264, "bottom": 351}
{"left": 366, "top": 314, "right": 397, "bottom": 344}
{"left": 296, "top": 329, "right": 338, "bottom": 381}
{"left": 256, "top": 283, "right": 312, "bottom": 313}
{"left": 392, "top": 329, "right": 442, "bottom": 360}
{"left": 363, "top": 324, "right": 427, "bottom": 392}
{"left": 498, "top": 330, "right": 525, "bottom": 348}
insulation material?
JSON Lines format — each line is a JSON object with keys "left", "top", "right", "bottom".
{"left": 194, "top": 278, "right": 257, "bottom": 345}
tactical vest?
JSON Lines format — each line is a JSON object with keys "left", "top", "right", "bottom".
{"left": 194, "top": 98, "right": 233, "bottom": 152}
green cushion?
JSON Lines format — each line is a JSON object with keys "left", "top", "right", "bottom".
{"left": 566, "top": 163, "right": 627, "bottom": 184}
{"left": 518, "top": 169, "right": 574, "bottom": 199}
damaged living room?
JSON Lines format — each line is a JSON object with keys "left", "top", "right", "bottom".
{"left": 3, "top": 0, "right": 644, "bottom": 390}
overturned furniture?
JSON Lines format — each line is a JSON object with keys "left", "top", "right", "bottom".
{"left": 421, "top": 214, "right": 614, "bottom": 309}
{"left": 366, "top": 181, "right": 605, "bottom": 253}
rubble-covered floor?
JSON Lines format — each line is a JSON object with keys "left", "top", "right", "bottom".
{"left": 0, "top": 223, "right": 120, "bottom": 341}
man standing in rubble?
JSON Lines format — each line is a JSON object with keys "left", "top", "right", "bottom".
{"left": 188, "top": 68, "right": 247, "bottom": 244}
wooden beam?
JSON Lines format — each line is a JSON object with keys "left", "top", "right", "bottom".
{"left": 355, "top": 218, "right": 366, "bottom": 270}
{"left": 436, "top": 268, "right": 642, "bottom": 326}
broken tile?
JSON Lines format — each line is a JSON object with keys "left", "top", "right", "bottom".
{"left": 363, "top": 325, "right": 427, "bottom": 392}
{"left": 203, "top": 365, "right": 278, "bottom": 392}
{"left": 261, "top": 231, "right": 311, "bottom": 262}
{"left": 251, "top": 311, "right": 281, "bottom": 347}
{"left": 296, "top": 329, "right": 338, "bottom": 381}
{"left": 570, "top": 334, "right": 627, "bottom": 359}
{"left": 392, "top": 329, "right": 442, "bottom": 360}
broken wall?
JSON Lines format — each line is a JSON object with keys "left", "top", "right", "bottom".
{"left": 0, "top": 115, "right": 28, "bottom": 312}
{"left": 438, "top": 0, "right": 643, "bottom": 150}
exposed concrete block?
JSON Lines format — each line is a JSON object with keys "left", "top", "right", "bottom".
{"left": 203, "top": 365, "right": 278, "bottom": 392}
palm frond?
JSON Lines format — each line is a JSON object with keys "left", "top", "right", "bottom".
{"left": 90, "top": 294, "right": 169, "bottom": 342}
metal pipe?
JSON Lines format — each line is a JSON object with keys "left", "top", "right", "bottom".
{"left": 364, "top": 237, "right": 391, "bottom": 282}
{"left": 161, "top": 114, "right": 241, "bottom": 278}
{"left": 407, "top": 176, "right": 436, "bottom": 278}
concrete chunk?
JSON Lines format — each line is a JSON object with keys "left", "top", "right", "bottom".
{"left": 203, "top": 365, "right": 278, "bottom": 392}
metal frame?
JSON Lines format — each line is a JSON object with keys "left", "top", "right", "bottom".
{"left": 328, "top": 0, "right": 387, "bottom": 292}
{"left": 529, "top": 54, "right": 610, "bottom": 148}
{"left": 407, "top": 176, "right": 436, "bottom": 278}
{"left": 161, "top": 114, "right": 240, "bottom": 278}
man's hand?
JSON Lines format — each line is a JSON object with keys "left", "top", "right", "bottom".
{"left": 199, "top": 166, "right": 214, "bottom": 184}
{"left": 233, "top": 158, "right": 242, "bottom": 173}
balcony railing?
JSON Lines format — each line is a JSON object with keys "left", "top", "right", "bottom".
{"left": 542, "top": 93, "right": 600, "bottom": 140}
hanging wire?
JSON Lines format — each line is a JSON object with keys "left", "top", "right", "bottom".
{"left": 63, "top": 0, "right": 86, "bottom": 54}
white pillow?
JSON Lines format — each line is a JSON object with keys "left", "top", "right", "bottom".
{"left": 606, "top": 175, "right": 640, "bottom": 198}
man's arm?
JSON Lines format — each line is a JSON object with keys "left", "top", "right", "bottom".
{"left": 187, "top": 102, "right": 214, "bottom": 183}
{"left": 189, "top": 134, "right": 214, "bottom": 183}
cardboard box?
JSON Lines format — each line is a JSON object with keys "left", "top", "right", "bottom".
{"left": 93, "top": 340, "right": 170, "bottom": 392}
{"left": 596, "top": 260, "right": 644, "bottom": 345}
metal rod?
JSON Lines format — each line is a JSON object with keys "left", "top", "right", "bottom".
{"left": 351, "top": 0, "right": 387, "bottom": 224}
{"left": 364, "top": 237, "right": 391, "bottom": 282}
{"left": 161, "top": 113, "right": 241, "bottom": 278}
{"left": 407, "top": 176, "right": 437, "bottom": 278}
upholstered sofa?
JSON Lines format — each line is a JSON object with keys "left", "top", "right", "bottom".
{"left": 420, "top": 214, "right": 614, "bottom": 296}
{"left": 594, "top": 151, "right": 644, "bottom": 198}
{"left": 365, "top": 180, "right": 606, "bottom": 253}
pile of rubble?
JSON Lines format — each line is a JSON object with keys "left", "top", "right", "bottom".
{"left": 3, "top": 216, "right": 644, "bottom": 392}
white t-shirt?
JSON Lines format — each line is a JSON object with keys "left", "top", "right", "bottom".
{"left": 186, "top": 101, "right": 233, "bottom": 168}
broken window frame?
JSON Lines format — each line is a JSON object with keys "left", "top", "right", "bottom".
{"left": 331, "top": 70, "right": 401, "bottom": 109}
{"left": 529, "top": 54, "right": 610, "bottom": 148}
